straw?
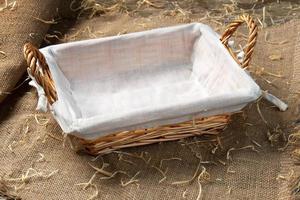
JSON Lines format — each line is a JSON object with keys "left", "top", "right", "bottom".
{"left": 0, "top": 0, "right": 17, "bottom": 12}
{"left": 121, "top": 171, "right": 140, "bottom": 187}
{"left": 4, "top": 168, "right": 58, "bottom": 184}
{"left": 159, "top": 157, "right": 182, "bottom": 169}
{"left": 34, "top": 17, "right": 57, "bottom": 24}
{"left": 172, "top": 161, "right": 201, "bottom": 185}
{"left": 226, "top": 145, "right": 259, "bottom": 161}
{"left": 75, "top": 172, "right": 99, "bottom": 200}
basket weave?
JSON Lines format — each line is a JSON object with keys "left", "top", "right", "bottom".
{"left": 23, "top": 15, "right": 257, "bottom": 155}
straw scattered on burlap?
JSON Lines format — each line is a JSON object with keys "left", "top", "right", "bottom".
{"left": 1, "top": 0, "right": 300, "bottom": 199}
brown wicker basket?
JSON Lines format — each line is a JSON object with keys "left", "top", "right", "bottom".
{"left": 23, "top": 15, "right": 258, "bottom": 155}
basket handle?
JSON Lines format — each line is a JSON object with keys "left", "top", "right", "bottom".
{"left": 23, "top": 43, "right": 57, "bottom": 105}
{"left": 220, "top": 14, "right": 258, "bottom": 68}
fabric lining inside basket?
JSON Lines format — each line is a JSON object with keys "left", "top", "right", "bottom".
{"left": 40, "top": 23, "right": 261, "bottom": 139}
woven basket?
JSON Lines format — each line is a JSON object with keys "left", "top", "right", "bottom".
{"left": 23, "top": 15, "right": 258, "bottom": 155}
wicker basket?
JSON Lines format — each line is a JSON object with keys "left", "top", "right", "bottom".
{"left": 23, "top": 15, "right": 258, "bottom": 155}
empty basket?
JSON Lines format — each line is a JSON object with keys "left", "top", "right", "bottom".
{"left": 24, "top": 15, "right": 260, "bottom": 155}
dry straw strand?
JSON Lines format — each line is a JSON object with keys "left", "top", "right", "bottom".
{"left": 100, "top": 171, "right": 129, "bottom": 180}
{"left": 196, "top": 166, "right": 211, "bottom": 200}
{"left": 257, "top": 100, "right": 268, "bottom": 124}
{"left": 0, "top": 50, "right": 6, "bottom": 58}
{"left": 226, "top": 145, "right": 259, "bottom": 161}
{"left": 0, "top": 0, "right": 17, "bottom": 11}
{"left": 118, "top": 154, "right": 136, "bottom": 166}
{"left": 172, "top": 161, "right": 201, "bottom": 185}
{"left": 251, "top": 139, "right": 262, "bottom": 148}
{"left": 264, "top": 31, "right": 288, "bottom": 45}
{"left": 76, "top": 172, "right": 99, "bottom": 200}
{"left": 4, "top": 168, "right": 58, "bottom": 184}
{"left": 182, "top": 189, "right": 188, "bottom": 198}
{"left": 88, "top": 163, "right": 113, "bottom": 177}
{"left": 76, "top": 172, "right": 98, "bottom": 190}
{"left": 34, "top": 17, "right": 57, "bottom": 24}
{"left": 151, "top": 165, "right": 168, "bottom": 184}
{"left": 159, "top": 157, "right": 182, "bottom": 168}
{"left": 34, "top": 114, "right": 49, "bottom": 126}
{"left": 121, "top": 171, "right": 140, "bottom": 187}
{"left": 36, "top": 153, "right": 46, "bottom": 163}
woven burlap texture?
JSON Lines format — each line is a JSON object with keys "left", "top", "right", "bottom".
{"left": 0, "top": 0, "right": 62, "bottom": 103}
{"left": 0, "top": 13, "right": 299, "bottom": 200}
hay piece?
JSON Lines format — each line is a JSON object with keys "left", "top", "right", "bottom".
{"left": 2, "top": 77, "right": 30, "bottom": 95}
{"left": 118, "top": 154, "right": 136, "bottom": 166}
{"left": 264, "top": 71, "right": 284, "bottom": 78}
{"left": 256, "top": 100, "right": 268, "bottom": 124}
{"left": 217, "top": 159, "right": 226, "bottom": 166}
{"left": 267, "top": 130, "right": 281, "bottom": 147}
{"left": 276, "top": 169, "right": 294, "bottom": 181}
{"left": 121, "top": 171, "right": 140, "bottom": 187}
{"left": 66, "top": 26, "right": 99, "bottom": 41}
{"left": 8, "top": 141, "right": 17, "bottom": 152}
{"left": 211, "top": 145, "right": 218, "bottom": 154}
{"left": 137, "top": 0, "right": 164, "bottom": 9}
{"left": 269, "top": 54, "right": 283, "bottom": 61}
{"left": 196, "top": 166, "right": 210, "bottom": 200}
{"left": 113, "top": 150, "right": 151, "bottom": 164}
{"left": 288, "top": 131, "right": 300, "bottom": 144}
{"left": 217, "top": 136, "right": 224, "bottom": 149}
{"left": 182, "top": 189, "right": 188, "bottom": 198}
{"left": 251, "top": 140, "right": 262, "bottom": 148}
{"left": 0, "top": 50, "right": 6, "bottom": 59}
{"left": 34, "top": 114, "right": 49, "bottom": 126}
{"left": 71, "top": 0, "right": 124, "bottom": 19}
{"left": 200, "top": 161, "right": 218, "bottom": 166}
{"left": 36, "top": 153, "right": 46, "bottom": 163}
{"left": 159, "top": 157, "right": 182, "bottom": 169}
{"left": 4, "top": 168, "right": 58, "bottom": 184}
{"left": 87, "top": 184, "right": 98, "bottom": 200}
{"left": 76, "top": 172, "right": 98, "bottom": 190}
{"left": 257, "top": 17, "right": 264, "bottom": 28}
{"left": 62, "top": 134, "right": 81, "bottom": 151}
{"left": 226, "top": 186, "right": 232, "bottom": 195}
{"left": 196, "top": 175, "right": 202, "bottom": 200}
{"left": 46, "top": 133, "right": 63, "bottom": 142}
{"left": 100, "top": 171, "right": 129, "bottom": 180}
{"left": 262, "top": 6, "right": 267, "bottom": 28}
{"left": 264, "top": 31, "right": 288, "bottom": 45}
{"left": 91, "top": 154, "right": 103, "bottom": 162}
{"left": 171, "top": 161, "right": 201, "bottom": 185}
{"left": 44, "top": 34, "right": 64, "bottom": 44}
{"left": 292, "top": 177, "right": 300, "bottom": 194}
{"left": 292, "top": 148, "right": 300, "bottom": 160}
{"left": 227, "top": 166, "right": 236, "bottom": 174}
{"left": 0, "top": 0, "right": 17, "bottom": 12}
{"left": 226, "top": 145, "right": 259, "bottom": 161}
{"left": 151, "top": 166, "right": 167, "bottom": 184}
{"left": 76, "top": 172, "right": 99, "bottom": 200}
{"left": 34, "top": 17, "right": 57, "bottom": 24}
{"left": 88, "top": 163, "right": 112, "bottom": 177}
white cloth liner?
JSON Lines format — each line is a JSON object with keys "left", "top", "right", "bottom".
{"left": 32, "top": 23, "right": 261, "bottom": 140}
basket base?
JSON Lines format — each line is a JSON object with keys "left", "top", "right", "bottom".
{"left": 76, "top": 114, "right": 230, "bottom": 155}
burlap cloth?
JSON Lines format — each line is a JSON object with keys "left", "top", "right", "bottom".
{"left": 0, "top": 0, "right": 74, "bottom": 103}
{"left": 0, "top": 7, "right": 300, "bottom": 200}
